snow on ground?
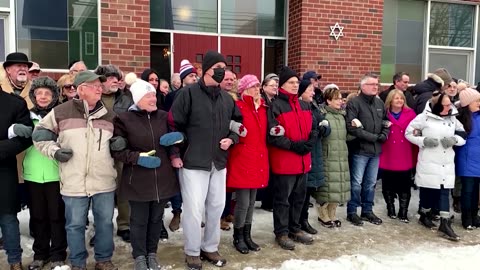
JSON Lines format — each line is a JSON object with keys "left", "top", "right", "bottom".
{"left": 1, "top": 184, "right": 480, "bottom": 269}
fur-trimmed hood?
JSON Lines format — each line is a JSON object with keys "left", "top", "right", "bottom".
{"left": 412, "top": 73, "right": 443, "bottom": 96}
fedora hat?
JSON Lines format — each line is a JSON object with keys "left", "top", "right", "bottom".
{"left": 3, "top": 52, "right": 33, "bottom": 69}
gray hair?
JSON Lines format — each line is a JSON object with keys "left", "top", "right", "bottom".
{"left": 360, "top": 72, "right": 379, "bottom": 85}
{"left": 171, "top": 73, "right": 180, "bottom": 83}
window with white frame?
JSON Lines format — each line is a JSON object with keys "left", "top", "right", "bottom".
{"left": 15, "top": 0, "right": 99, "bottom": 70}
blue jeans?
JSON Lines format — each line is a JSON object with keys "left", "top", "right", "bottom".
{"left": 63, "top": 191, "right": 115, "bottom": 268}
{"left": 419, "top": 187, "right": 449, "bottom": 214}
{"left": 170, "top": 193, "right": 182, "bottom": 214}
{"left": 347, "top": 154, "right": 379, "bottom": 214}
{"left": 0, "top": 214, "right": 22, "bottom": 264}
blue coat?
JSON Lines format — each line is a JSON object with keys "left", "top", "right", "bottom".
{"left": 456, "top": 111, "right": 480, "bottom": 177}
{"left": 307, "top": 104, "right": 331, "bottom": 188}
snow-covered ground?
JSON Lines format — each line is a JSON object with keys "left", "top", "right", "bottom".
{"left": 1, "top": 184, "right": 480, "bottom": 269}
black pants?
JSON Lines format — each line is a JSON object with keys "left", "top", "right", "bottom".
{"left": 381, "top": 170, "right": 412, "bottom": 195}
{"left": 419, "top": 187, "right": 449, "bottom": 213}
{"left": 300, "top": 187, "right": 316, "bottom": 221}
{"left": 221, "top": 192, "right": 233, "bottom": 218}
{"left": 258, "top": 171, "right": 274, "bottom": 209}
{"left": 272, "top": 174, "right": 306, "bottom": 236}
{"left": 26, "top": 181, "right": 67, "bottom": 262}
{"left": 129, "top": 199, "right": 169, "bottom": 258}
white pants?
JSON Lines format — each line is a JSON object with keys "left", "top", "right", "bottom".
{"left": 180, "top": 164, "right": 226, "bottom": 256}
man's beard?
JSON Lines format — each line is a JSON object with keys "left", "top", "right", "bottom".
{"left": 17, "top": 75, "right": 28, "bottom": 83}
{"left": 103, "top": 86, "right": 119, "bottom": 94}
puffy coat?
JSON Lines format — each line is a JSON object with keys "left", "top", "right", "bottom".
{"left": 307, "top": 103, "right": 331, "bottom": 188}
{"left": 412, "top": 73, "right": 443, "bottom": 115}
{"left": 267, "top": 88, "right": 313, "bottom": 175}
{"left": 379, "top": 107, "right": 417, "bottom": 171}
{"left": 227, "top": 96, "right": 269, "bottom": 189}
{"left": 405, "top": 103, "right": 465, "bottom": 189}
{"left": 456, "top": 111, "right": 480, "bottom": 177}
{"left": 313, "top": 105, "right": 350, "bottom": 204}
{"left": 0, "top": 90, "right": 33, "bottom": 214}
{"left": 112, "top": 107, "right": 179, "bottom": 202}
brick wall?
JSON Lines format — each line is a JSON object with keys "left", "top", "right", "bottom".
{"left": 100, "top": 0, "right": 151, "bottom": 75}
{"left": 288, "top": 0, "right": 384, "bottom": 92}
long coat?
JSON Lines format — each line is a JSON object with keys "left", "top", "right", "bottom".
{"left": 0, "top": 90, "right": 33, "bottom": 214}
{"left": 307, "top": 103, "right": 331, "bottom": 188}
{"left": 313, "top": 105, "right": 350, "bottom": 203}
{"left": 405, "top": 103, "right": 465, "bottom": 189}
{"left": 456, "top": 111, "right": 480, "bottom": 177}
{"left": 112, "top": 107, "right": 179, "bottom": 202}
{"left": 227, "top": 96, "right": 269, "bottom": 189}
{"left": 379, "top": 107, "right": 417, "bottom": 171}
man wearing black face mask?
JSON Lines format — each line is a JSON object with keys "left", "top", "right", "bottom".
{"left": 168, "top": 50, "right": 243, "bottom": 270}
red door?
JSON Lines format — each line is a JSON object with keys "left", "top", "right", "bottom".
{"left": 221, "top": 37, "right": 262, "bottom": 79}
{"left": 172, "top": 33, "right": 218, "bottom": 72}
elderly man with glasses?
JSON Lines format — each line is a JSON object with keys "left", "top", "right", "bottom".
{"left": 32, "top": 71, "right": 122, "bottom": 270}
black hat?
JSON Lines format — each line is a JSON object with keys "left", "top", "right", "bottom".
{"left": 279, "top": 66, "right": 298, "bottom": 88}
{"left": 302, "top": 70, "right": 322, "bottom": 81}
{"left": 3, "top": 52, "right": 33, "bottom": 69}
{"left": 202, "top": 51, "right": 226, "bottom": 75}
{"left": 298, "top": 79, "right": 311, "bottom": 97}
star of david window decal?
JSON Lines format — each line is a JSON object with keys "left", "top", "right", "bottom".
{"left": 330, "top": 23, "right": 344, "bottom": 41}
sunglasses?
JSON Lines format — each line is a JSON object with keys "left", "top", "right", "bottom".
{"left": 63, "top": 84, "right": 75, "bottom": 89}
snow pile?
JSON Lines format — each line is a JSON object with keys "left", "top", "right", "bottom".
{"left": 245, "top": 245, "right": 480, "bottom": 270}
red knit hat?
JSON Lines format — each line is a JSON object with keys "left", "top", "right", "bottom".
{"left": 238, "top": 74, "right": 260, "bottom": 94}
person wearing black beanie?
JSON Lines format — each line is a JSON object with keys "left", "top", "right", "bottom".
{"left": 298, "top": 79, "right": 311, "bottom": 97}
{"left": 202, "top": 51, "right": 227, "bottom": 78}
{"left": 278, "top": 66, "right": 298, "bottom": 89}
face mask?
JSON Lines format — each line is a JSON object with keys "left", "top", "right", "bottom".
{"left": 212, "top": 68, "right": 225, "bottom": 83}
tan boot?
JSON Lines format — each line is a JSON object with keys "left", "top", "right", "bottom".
{"left": 327, "top": 203, "right": 341, "bottom": 227}
{"left": 316, "top": 203, "right": 334, "bottom": 228}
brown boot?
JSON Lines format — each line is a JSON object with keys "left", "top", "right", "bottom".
{"left": 200, "top": 250, "right": 227, "bottom": 267}
{"left": 275, "top": 235, "right": 295, "bottom": 250}
{"left": 225, "top": 214, "right": 234, "bottom": 223}
{"left": 327, "top": 203, "right": 341, "bottom": 227}
{"left": 9, "top": 262, "right": 23, "bottom": 270}
{"left": 220, "top": 219, "right": 231, "bottom": 231}
{"left": 185, "top": 255, "right": 202, "bottom": 270}
{"left": 95, "top": 260, "right": 117, "bottom": 270}
{"left": 169, "top": 212, "right": 181, "bottom": 232}
{"left": 288, "top": 231, "right": 314, "bottom": 245}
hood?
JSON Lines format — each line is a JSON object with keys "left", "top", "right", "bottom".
{"left": 423, "top": 100, "right": 458, "bottom": 120}
{"left": 412, "top": 73, "right": 443, "bottom": 96}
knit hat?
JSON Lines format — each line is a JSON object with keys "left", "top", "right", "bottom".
{"left": 238, "top": 74, "right": 260, "bottom": 94}
{"left": 433, "top": 68, "right": 453, "bottom": 87}
{"left": 202, "top": 51, "right": 226, "bottom": 75}
{"left": 130, "top": 79, "right": 157, "bottom": 105}
{"left": 298, "top": 79, "right": 311, "bottom": 97}
{"left": 179, "top": 59, "right": 197, "bottom": 80}
{"left": 278, "top": 66, "right": 298, "bottom": 89}
{"left": 459, "top": 88, "right": 480, "bottom": 107}
{"left": 94, "top": 64, "right": 121, "bottom": 80}
{"left": 323, "top": 83, "right": 339, "bottom": 92}
{"left": 264, "top": 73, "right": 279, "bottom": 82}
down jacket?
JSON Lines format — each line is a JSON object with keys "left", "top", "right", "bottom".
{"left": 405, "top": 102, "right": 465, "bottom": 189}
{"left": 227, "top": 96, "right": 269, "bottom": 189}
{"left": 313, "top": 105, "right": 350, "bottom": 204}
{"left": 455, "top": 111, "right": 480, "bottom": 177}
{"left": 379, "top": 107, "right": 417, "bottom": 171}
{"left": 307, "top": 103, "right": 331, "bottom": 188}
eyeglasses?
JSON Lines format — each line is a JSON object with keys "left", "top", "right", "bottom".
{"left": 82, "top": 84, "right": 103, "bottom": 89}
{"left": 63, "top": 84, "right": 75, "bottom": 89}
{"left": 364, "top": 83, "right": 380, "bottom": 87}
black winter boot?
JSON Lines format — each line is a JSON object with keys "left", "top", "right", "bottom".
{"left": 397, "top": 192, "right": 411, "bottom": 223}
{"left": 438, "top": 217, "right": 460, "bottom": 241}
{"left": 472, "top": 209, "right": 480, "bottom": 228}
{"left": 382, "top": 191, "right": 396, "bottom": 219}
{"left": 300, "top": 219, "right": 318, "bottom": 235}
{"left": 419, "top": 209, "right": 436, "bottom": 229}
{"left": 452, "top": 196, "right": 462, "bottom": 213}
{"left": 243, "top": 224, "right": 260, "bottom": 251}
{"left": 461, "top": 208, "right": 473, "bottom": 230}
{"left": 233, "top": 227, "right": 249, "bottom": 254}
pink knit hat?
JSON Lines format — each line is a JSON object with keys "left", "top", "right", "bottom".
{"left": 459, "top": 88, "right": 480, "bottom": 107}
{"left": 238, "top": 74, "right": 260, "bottom": 94}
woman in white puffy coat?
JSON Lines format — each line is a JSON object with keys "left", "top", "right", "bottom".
{"left": 405, "top": 92, "right": 466, "bottom": 241}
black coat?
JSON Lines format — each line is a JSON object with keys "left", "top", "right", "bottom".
{"left": 379, "top": 85, "right": 415, "bottom": 109}
{"left": 168, "top": 79, "right": 242, "bottom": 171}
{"left": 0, "top": 89, "right": 33, "bottom": 214}
{"left": 412, "top": 77, "right": 442, "bottom": 114}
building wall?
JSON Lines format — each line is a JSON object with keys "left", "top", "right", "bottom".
{"left": 100, "top": 0, "right": 150, "bottom": 74}
{"left": 288, "top": 0, "right": 384, "bottom": 92}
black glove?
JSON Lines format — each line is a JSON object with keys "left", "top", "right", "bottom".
{"left": 54, "top": 148, "right": 73, "bottom": 162}
{"left": 377, "top": 134, "right": 387, "bottom": 143}
{"left": 290, "top": 141, "right": 310, "bottom": 155}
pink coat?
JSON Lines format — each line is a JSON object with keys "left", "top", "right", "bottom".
{"left": 379, "top": 107, "right": 417, "bottom": 171}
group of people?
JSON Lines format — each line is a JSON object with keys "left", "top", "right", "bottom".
{"left": 1, "top": 49, "right": 480, "bottom": 270}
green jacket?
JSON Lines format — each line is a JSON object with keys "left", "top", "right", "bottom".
{"left": 313, "top": 105, "right": 350, "bottom": 203}
{"left": 23, "top": 115, "right": 59, "bottom": 183}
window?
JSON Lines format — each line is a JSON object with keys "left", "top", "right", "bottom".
{"left": 226, "top": 55, "right": 241, "bottom": 74}
{"left": 16, "top": 0, "right": 99, "bottom": 69}
{"left": 0, "top": 0, "right": 8, "bottom": 7}
{"left": 380, "top": 0, "right": 426, "bottom": 83}
{"left": 151, "top": 0, "right": 217, "bottom": 33}
{"left": 429, "top": 2, "right": 475, "bottom": 48}
{"left": 221, "top": 0, "right": 286, "bottom": 37}
{"left": 0, "top": 16, "right": 6, "bottom": 60}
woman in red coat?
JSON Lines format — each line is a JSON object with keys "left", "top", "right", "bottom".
{"left": 227, "top": 74, "right": 269, "bottom": 254}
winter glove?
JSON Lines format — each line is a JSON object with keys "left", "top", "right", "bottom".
{"left": 351, "top": 118, "right": 363, "bottom": 128}
{"left": 110, "top": 136, "right": 127, "bottom": 151}
{"left": 382, "top": 120, "right": 392, "bottom": 128}
{"left": 290, "top": 141, "right": 310, "bottom": 155}
{"left": 319, "top": 120, "right": 329, "bottom": 127}
{"left": 137, "top": 150, "right": 161, "bottom": 168}
{"left": 377, "top": 134, "right": 387, "bottom": 143}
{"left": 54, "top": 148, "right": 73, "bottom": 162}
{"left": 13, "top": 124, "right": 33, "bottom": 138}
{"left": 229, "top": 120, "right": 247, "bottom": 137}
{"left": 159, "top": 132, "right": 184, "bottom": 146}
{"left": 423, "top": 137, "right": 439, "bottom": 148}
{"left": 32, "top": 128, "right": 58, "bottom": 142}
{"left": 269, "top": 125, "right": 285, "bottom": 136}
{"left": 440, "top": 136, "right": 458, "bottom": 149}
